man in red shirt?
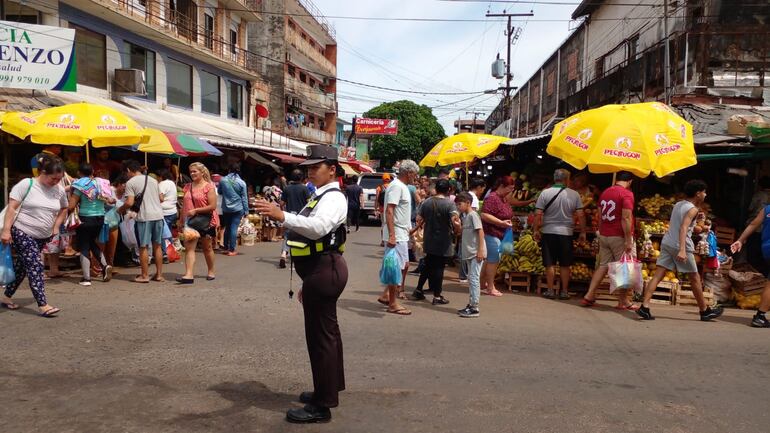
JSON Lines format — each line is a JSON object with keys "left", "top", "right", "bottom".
{"left": 581, "top": 171, "right": 637, "bottom": 309}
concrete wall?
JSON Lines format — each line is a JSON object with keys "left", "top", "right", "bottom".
{"left": 248, "top": 0, "right": 287, "bottom": 131}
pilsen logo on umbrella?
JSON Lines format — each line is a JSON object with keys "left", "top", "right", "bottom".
{"left": 565, "top": 128, "right": 592, "bottom": 151}
{"left": 558, "top": 117, "right": 579, "bottom": 134}
{"left": 96, "top": 114, "right": 128, "bottom": 131}
{"left": 603, "top": 136, "right": 641, "bottom": 160}
{"left": 45, "top": 113, "right": 80, "bottom": 130}
{"left": 445, "top": 141, "right": 470, "bottom": 154}
{"left": 654, "top": 133, "right": 682, "bottom": 156}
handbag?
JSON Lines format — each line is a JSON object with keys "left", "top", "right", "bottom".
{"left": 0, "top": 178, "right": 34, "bottom": 234}
{"left": 65, "top": 209, "right": 81, "bottom": 231}
{"left": 185, "top": 185, "right": 212, "bottom": 232}
{"left": 129, "top": 173, "right": 149, "bottom": 213}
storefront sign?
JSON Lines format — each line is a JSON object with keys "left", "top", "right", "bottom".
{"left": 0, "top": 20, "right": 76, "bottom": 91}
{"left": 354, "top": 118, "right": 398, "bottom": 135}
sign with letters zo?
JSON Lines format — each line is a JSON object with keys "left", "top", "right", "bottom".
{"left": 0, "top": 20, "right": 77, "bottom": 91}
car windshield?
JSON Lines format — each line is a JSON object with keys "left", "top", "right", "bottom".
{"left": 359, "top": 176, "right": 383, "bottom": 189}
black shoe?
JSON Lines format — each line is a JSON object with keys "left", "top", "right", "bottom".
{"left": 751, "top": 313, "right": 770, "bottom": 328}
{"left": 700, "top": 305, "right": 724, "bottom": 321}
{"left": 432, "top": 296, "right": 449, "bottom": 305}
{"left": 163, "top": 257, "right": 170, "bottom": 265}
{"left": 286, "top": 404, "right": 331, "bottom": 424}
{"left": 412, "top": 289, "right": 426, "bottom": 300}
{"left": 542, "top": 290, "right": 556, "bottom": 300}
{"left": 458, "top": 305, "right": 479, "bottom": 318}
{"left": 636, "top": 306, "right": 655, "bottom": 320}
{"left": 279, "top": 258, "right": 287, "bottom": 269}
{"left": 558, "top": 291, "right": 571, "bottom": 300}
{"left": 299, "top": 391, "right": 314, "bottom": 404}
{"left": 409, "top": 268, "right": 421, "bottom": 275}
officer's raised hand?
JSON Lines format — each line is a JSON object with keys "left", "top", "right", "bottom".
{"left": 254, "top": 199, "right": 284, "bottom": 222}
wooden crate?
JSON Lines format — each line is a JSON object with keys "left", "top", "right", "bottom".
{"left": 715, "top": 227, "right": 735, "bottom": 246}
{"left": 504, "top": 272, "right": 532, "bottom": 293}
{"left": 645, "top": 279, "right": 677, "bottom": 305}
{"left": 676, "top": 285, "right": 716, "bottom": 306}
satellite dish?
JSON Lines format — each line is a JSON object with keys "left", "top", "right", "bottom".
{"left": 255, "top": 104, "right": 269, "bottom": 118}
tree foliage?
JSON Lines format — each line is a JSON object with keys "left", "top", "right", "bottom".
{"left": 363, "top": 100, "right": 446, "bottom": 168}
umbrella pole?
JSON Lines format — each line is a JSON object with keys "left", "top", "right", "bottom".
{"left": 86, "top": 142, "right": 90, "bottom": 163}
{"left": 3, "top": 141, "right": 8, "bottom": 205}
{"left": 465, "top": 161, "right": 469, "bottom": 189}
{"left": 144, "top": 152, "right": 148, "bottom": 167}
{"left": 612, "top": 172, "right": 617, "bottom": 184}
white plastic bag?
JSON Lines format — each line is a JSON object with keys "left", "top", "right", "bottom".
{"left": 608, "top": 253, "right": 643, "bottom": 294}
{"left": 120, "top": 218, "right": 138, "bottom": 250}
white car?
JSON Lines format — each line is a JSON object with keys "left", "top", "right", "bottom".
{"left": 357, "top": 173, "right": 385, "bottom": 221}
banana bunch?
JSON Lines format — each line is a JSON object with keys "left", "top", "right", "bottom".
{"left": 497, "top": 232, "right": 545, "bottom": 275}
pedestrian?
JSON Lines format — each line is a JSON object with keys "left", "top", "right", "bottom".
{"left": 254, "top": 145, "right": 348, "bottom": 424}
{"left": 162, "top": 157, "right": 180, "bottom": 183}
{"left": 377, "top": 160, "right": 418, "bottom": 315}
{"left": 1, "top": 153, "right": 67, "bottom": 317}
{"left": 375, "top": 173, "right": 392, "bottom": 246}
{"left": 157, "top": 169, "right": 179, "bottom": 261}
{"left": 533, "top": 169, "right": 587, "bottom": 300}
{"left": 468, "top": 177, "right": 486, "bottom": 211}
{"left": 278, "top": 169, "right": 311, "bottom": 269}
{"left": 637, "top": 180, "right": 723, "bottom": 321}
{"left": 68, "top": 163, "right": 114, "bottom": 286}
{"left": 344, "top": 177, "right": 363, "bottom": 233}
{"left": 218, "top": 162, "right": 249, "bottom": 257}
{"left": 177, "top": 163, "right": 219, "bottom": 284}
{"left": 456, "top": 192, "right": 486, "bottom": 318}
{"left": 104, "top": 174, "right": 128, "bottom": 267}
{"left": 581, "top": 171, "right": 638, "bottom": 310}
{"left": 479, "top": 176, "right": 515, "bottom": 297}
{"left": 731, "top": 202, "right": 770, "bottom": 328}
{"left": 412, "top": 179, "right": 461, "bottom": 305}
{"left": 119, "top": 160, "right": 166, "bottom": 283}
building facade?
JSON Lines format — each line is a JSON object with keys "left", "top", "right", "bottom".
{"left": 248, "top": 0, "right": 338, "bottom": 145}
{"left": 486, "top": 0, "right": 770, "bottom": 137}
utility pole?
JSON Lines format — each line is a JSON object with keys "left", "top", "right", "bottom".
{"left": 663, "top": 0, "right": 671, "bottom": 104}
{"left": 466, "top": 111, "right": 484, "bottom": 134}
{"left": 486, "top": 10, "right": 533, "bottom": 99}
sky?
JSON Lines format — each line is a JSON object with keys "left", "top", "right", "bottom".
{"left": 311, "top": 0, "right": 580, "bottom": 135}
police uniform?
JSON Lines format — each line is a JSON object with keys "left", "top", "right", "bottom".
{"left": 283, "top": 145, "right": 348, "bottom": 422}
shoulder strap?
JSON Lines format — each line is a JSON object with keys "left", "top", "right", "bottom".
{"left": 9, "top": 178, "right": 34, "bottom": 227}
{"left": 543, "top": 187, "right": 566, "bottom": 213}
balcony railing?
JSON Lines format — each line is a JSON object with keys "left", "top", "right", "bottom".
{"left": 285, "top": 75, "right": 336, "bottom": 112}
{"left": 287, "top": 125, "right": 334, "bottom": 144}
{"left": 286, "top": 27, "right": 336, "bottom": 76}
{"left": 109, "top": 0, "right": 254, "bottom": 73}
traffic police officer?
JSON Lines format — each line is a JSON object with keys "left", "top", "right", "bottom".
{"left": 254, "top": 145, "right": 348, "bottom": 423}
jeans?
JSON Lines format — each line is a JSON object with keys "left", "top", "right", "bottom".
{"left": 161, "top": 214, "right": 177, "bottom": 256}
{"left": 347, "top": 206, "right": 360, "bottom": 231}
{"left": 221, "top": 212, "right": 242, "bottom": 252}
{"left": 465, "top": 258, "right": 484, "bottom": 307}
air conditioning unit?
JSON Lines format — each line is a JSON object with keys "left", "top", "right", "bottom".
{"left": 263, "top": 119, "right": 272, "bottom": 129}
{"left": 286, "top": 52, "right": 292, "bottom": 62}
{"left": 113, "top": 68, "right": 146, "bottom": 96}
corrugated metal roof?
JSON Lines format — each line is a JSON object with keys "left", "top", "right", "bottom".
{"left": 502, "top": 134, "right": 550, "bottom": 146}
{"left": 676, "top": 104, "right": 770, "bottom": 137}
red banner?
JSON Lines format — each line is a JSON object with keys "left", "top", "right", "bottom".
{"left": 354, "top": 118, "right": 398, "bottom": 135}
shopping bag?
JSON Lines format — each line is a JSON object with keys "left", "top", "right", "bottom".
{"left": 120, "top": 218, "right": 138, "bottom": 250}
{"left": 104, "top": 208, "right": 120, "bottom": 229}
{"left": 499, "top": 227, "right": 514, "bottom": 255}
{"left": 0, "top": 244, "right": 15, "bottom": 286}
{"left": 162, "top": 220, "right": 172, "bottom": 240}
{"left": 608, "top": 253, "right": 643, "bottom": 294}
{"left": 98, "top": 223, "right": 110, "bottom": 244}
{"left": 379, "top": 248, "right": 402, "bottom": 286}
{"left": 65, "top": 210, "right": 81, "bottom": 231}
{"left": 165, "top": 239, "right": 181, "bottom": 263}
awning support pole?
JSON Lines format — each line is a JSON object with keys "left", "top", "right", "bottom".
{"left": 3, "top": 141, "right": 9, "bottom": 205}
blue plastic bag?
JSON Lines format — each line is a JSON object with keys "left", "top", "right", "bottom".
{"left": 104, "top": 208, "right": 120, "bottom": 229}
{"left": 379, "top": 248, "right": 402, "bottom": 286}
{"left": 98, "top": 223, "right": 110, "bottom": 244}
{"left": 499, "top": 227, "right": 515, "bottom": 255}
{"left": 0, "top": 244, "right": 15, "bottom": 286}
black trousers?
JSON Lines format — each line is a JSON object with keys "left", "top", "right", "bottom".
{"left": 294, "top": 253, "right": 348, "bottom": 408}
{"left": 347, "top": 206, "right": 360, "bottom": 231}
{"left": 420, "top": 254, "right": 446, "bottom": 298}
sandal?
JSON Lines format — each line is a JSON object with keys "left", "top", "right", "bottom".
{"left": 377, "top": 297, "right": 389, "bottom": 306}
{"left": 580, "top": 298, "right": 596, "bottom": 307}
{"left": 40, "top": 307, "right": 61, "bottom": 317}
{"left": 1, "top": 301, "right": 20, "bottom": 310}
{"left": 397, "top": 291, "right": 408, "bottom": 300}
{"left": 152, "top": 276, "right": 166, "bottom": 282}
{"left": 615, "top": 304, "right": 640, "bottom": 311}
{"left": 206, "top": 276, "right": 216, "bottom": 281}
{"left": 387, "top": 307, "right": 412, "bottom": 315}
{"left": 175, "top": 277, "right": 194, "bottom": 284}
{"left": 133, "top": 276, "right": 150, "bottom": 284}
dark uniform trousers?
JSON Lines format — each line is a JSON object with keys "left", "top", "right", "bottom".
{"left": 294, "top": 252, "right": 348, "bottom": 408}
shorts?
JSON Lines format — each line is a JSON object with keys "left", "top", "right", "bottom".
{"left": 385, "top": 241, "right": 410, "bottom": 270}
{"left": 541, "top": 233, "right": 574, "bottom": 267}
{"left": 484, "top": 235, "right": 502, "bottom": 264}
{"left": 136, "top": 220, "right": 164, "bottom": 248}
{"left": 597, "top": 235, "right": 633, "bottom": 267}
{"left": 656, "top": 244, "right": 698, "bottom": 274}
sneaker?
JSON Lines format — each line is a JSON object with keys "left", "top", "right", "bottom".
{"left": 636, "top": 305, "right": 655, "bottom": 320}
{"left": 79, "top": 279, "right": 92, "bottom": 287}
{"left": 412, "top": 289, "right": 426, "bottom": 301}
{"left": 458, "top": 306, "right": 480, "bottom": 318}
{"left": 458, "top": 304, "right": 472, "bottom": 314}
{"left": 279, "top": 258, "right": 287, "bottom": 269}
{"left": 458, "top": 278, "right": 469, "bottom": 283}
{"left": 409, "top": 268, "right": 422, "bottom": 275}
{"left": 700, "top": 306, "right": 724, "bottom": 321}
{"left": 542, "top": 290, "right": 556, "bottom": 300}
{"left": 751, "top": 313, "right": 770, "bottom": 328}
{"left": 102, "top": 265, "right": 113, "bottom": 283}
{"left": 558, "top": 291, "right": 571, "bottom": 300}
{"left": 432, "top": 296, "right": 450, "bottom": 305}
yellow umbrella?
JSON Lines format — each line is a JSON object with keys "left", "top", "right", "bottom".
{"left": 419, "top": 133, "right": 509, "bottom": 167}
{"left": 1, "top": 102, "right": 146, "bottom": 148}
{"left": 546, "top": 102, "right": 696, "bottom": 178}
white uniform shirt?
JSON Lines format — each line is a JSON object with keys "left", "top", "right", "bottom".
{"left": 283, "top": 181, "right": 347, "bottom": 240}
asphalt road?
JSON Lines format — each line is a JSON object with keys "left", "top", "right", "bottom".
{"left": 1, "top": 226, "right": 768, "bottom": 433}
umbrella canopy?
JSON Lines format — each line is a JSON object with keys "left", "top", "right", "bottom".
{"left": 175, "top": 134, "right": 223, "bottom": 156}
{"left": 1, "top": 102, "right": 145, "bottom": 147}
{"left": 420, "top": 133, "right": 509, "bottom": 167}
{"left": 546, "top": 102, "right": 696, "bottom": 178}
{"left": 137, "top": 128, "right": 189, "bottom": 156}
